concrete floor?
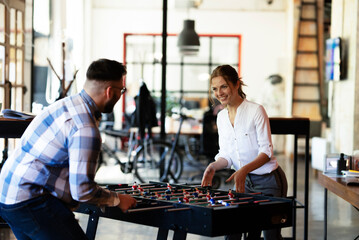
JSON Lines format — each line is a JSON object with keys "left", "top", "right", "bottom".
{"left": 1, "top": 153, "right": 359, "bottom": 239}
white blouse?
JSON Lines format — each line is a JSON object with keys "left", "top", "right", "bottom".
{"left": 214, "top": 99, "right": 278, "bottom": 175}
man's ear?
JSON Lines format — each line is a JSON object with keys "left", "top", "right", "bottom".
{"left": 105, "top": 86, "right": 112, "bottom": 99}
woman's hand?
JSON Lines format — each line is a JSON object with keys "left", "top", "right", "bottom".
{"left": 201, "top": 164, "right": 216, "bottom": 187}
{"left": 226, "top": 153, "right": 270, "bottom": 192}
{"left": 226, "top": 168, "right": 247, "bottom": 193}
{"left": 117, "top": 193, "right": 137, "bottom": 212}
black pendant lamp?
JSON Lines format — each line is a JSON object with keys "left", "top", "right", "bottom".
{"left": 177, "top": 19, "right": 200, "bottom": 55}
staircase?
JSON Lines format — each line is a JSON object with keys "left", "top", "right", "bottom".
{"left": 292, "top": 0, "right": 324, "bottom": 122}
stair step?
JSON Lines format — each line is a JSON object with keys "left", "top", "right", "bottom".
{"left": 301, "top": 2, "right": 317, "bottom": 6}
{"left": 300, "top": 18, "right": 317, "bottom": 22}
{"left": 299, "top": 34, "right": 317, "bottom": 38}
{"left": 294, "top": 83, "right": 320, "bottom": 87}
{"left": 295, "top": 67, "right": 319, "bottom": 70}
{"left": 297, "top": 50, "right": 318, "bottom": 54}
{"left": 293, "top": 99, "right": 320, "bottom": 103}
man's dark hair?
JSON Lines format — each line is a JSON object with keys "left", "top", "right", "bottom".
{"left": 86, "top": 59, "right": 127, "bottom": 81}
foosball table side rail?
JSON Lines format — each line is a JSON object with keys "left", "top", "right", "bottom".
{"left": 76, "top": 199, "right": 293, "bottom": 240}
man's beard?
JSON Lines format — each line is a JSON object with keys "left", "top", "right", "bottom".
{"left": 103, "top": 98, "right": 118, "bottom": 113}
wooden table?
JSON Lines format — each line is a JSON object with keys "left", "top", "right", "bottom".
{"left": 0, "top": 117, "right": 32, "bottom": 163}
{"left": 0, "top": 117, "right": 32, "bottom": 138}
{"left": 318, "top": 173, "right": 359, "bottom": 239}
{"left": 0, "top": 117, "right": 32, "bottom": 226}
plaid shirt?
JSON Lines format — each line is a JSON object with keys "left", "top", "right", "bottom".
{"left": 0, "top": 90, "right": 120, "bottom": 207}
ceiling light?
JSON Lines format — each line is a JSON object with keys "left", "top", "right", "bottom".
{"left": 177, "top": 19, "right": 200, "bottom": 56}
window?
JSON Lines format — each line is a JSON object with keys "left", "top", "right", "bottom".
{"left": 0, "top": 0, "right": 27, "bottom": 163}
{"left": 123, "top": 33, "right": 241, "bottom": 115}
{"left": 0, "top": 0, "right": 25, "bottom": 111}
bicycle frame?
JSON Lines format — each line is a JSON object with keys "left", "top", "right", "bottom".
{"left": 99, "top": 129, "right": 141, "bottom": 174}
{"left": 160, "top": 114, "right": 186, "bottom": 182}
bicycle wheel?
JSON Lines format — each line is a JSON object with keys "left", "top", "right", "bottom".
{"left": 133, "top": 140, "right": 183, "bottom": 183}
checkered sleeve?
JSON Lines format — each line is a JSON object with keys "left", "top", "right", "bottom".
{"left": 68, "top": 126, "right": 120, "bottom": 206}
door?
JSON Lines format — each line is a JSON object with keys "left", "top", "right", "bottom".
{"left": 0, "top": 0, "right": 25, "bottom": 111}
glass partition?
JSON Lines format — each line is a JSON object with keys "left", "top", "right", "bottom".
{"left": 124, "top": 33, "right": 241, "bottom": 117}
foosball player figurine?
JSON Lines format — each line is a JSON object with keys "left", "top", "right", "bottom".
{"left": 165, "top": 192, "right": 171, "bottom": 201}
{"left": 167, "top": 183, "right": 172, "bottom": 191}
{"left": 206, "top": 190, "right": 211, "bottom": 201}
{"left": 132, "top": 181, "right": 138, "bottom": 190}
{"left": 183, "top": 194, "right": 190, "bottom": 203}
{"left": 209, "top": 197, "right": 216, "bottom": 205}
{"left": 155, "top": 192, "right": 161, "bottom": 199}
{"left": 182, "top": 189, "right": 188, "bottom": 195}
{"left": 228, "top": 189, "right": 235, "bottom": 199}
{"left": 193, "top": 191, "right": 199, "bottom": 198}
{"left": 137, "top": 184, "right": 144, "bottom": 192}
{"left": 221, "top": 201, "right": 230, "bottom": 207}
{"left": 150, "top": 193, "right": 156, "bottom": 199}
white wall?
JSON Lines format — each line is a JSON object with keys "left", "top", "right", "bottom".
{"left": 87, "top": 0, "right": 291, "bottom": 115}
{"left": 197, "top": 10, "right": 289, "bottom": 105}
{"left": 329, "top": 0, "right": 358, "bottom": 153}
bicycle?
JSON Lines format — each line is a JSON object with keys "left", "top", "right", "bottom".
{"left": 156, "top": 108, "right": 235, "bottom": 188}
{"left": 98, "top": 126, "right": 183, "bottom": 184}
{"left": 99, "top": 108, "right": 231, "bottom": 186}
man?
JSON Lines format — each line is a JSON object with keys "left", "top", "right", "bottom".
{"left": 0, "top": 59, "right": 137, "bottom": 240}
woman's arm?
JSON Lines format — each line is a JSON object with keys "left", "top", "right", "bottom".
{"left": 201, "top": 157, "right": 228, "bottom": 187}
{"left": 226, "top": 152, "right": 270, "bottom": 192}
{"left": 254, "top": 105, "right": 273, "bottom": 159}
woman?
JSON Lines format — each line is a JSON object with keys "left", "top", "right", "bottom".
{"left": 201, "top": 65, "right": 287, "bottom": 240}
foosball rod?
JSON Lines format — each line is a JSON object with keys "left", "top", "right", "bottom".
{"left": 127, "top": 205, "right": 173, "bottom": 213}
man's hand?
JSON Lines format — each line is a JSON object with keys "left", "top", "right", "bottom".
{"left": 117, "top": 193, "right": 137, "bottom": 212}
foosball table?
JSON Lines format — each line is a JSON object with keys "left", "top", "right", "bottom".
{"left": 76, "top": 182, "right": 293, "bottom": 240}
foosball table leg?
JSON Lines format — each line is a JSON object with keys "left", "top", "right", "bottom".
{"left": 156, "top": 228, "right": 187, "bottom": 240}
{"left": 157, "top": 228, "right": 169, "bottom": 240}
{"left": 84, "top": 208, "right": 100, "bottom": 240}
{"left": 173, "top": 229, "right": 187, "bottom": 240}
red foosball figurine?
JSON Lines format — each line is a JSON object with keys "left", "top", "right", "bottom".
{"left": 167, "top": 183, "right": 172, "bottom": 191}
{"left": 183, "top": 194, "right": 190, "bottom": 203}
{"left": 137, "top": 184, "right": 144, "bottom": 192}
{"left": 132, "top": 181, "right": 138, "bottom": 190}
{"left": 228, "top": 189, "right": 234, "bottom": 199}
{"left": 155, "top": 192, "right": 161, "bottom": 199}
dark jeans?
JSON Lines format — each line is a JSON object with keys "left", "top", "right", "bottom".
{"left": 0, "top": 195, "right": 88, "bottom": 240}
{"left": 225, "top": 166, "right": 288, "bottom": 240}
